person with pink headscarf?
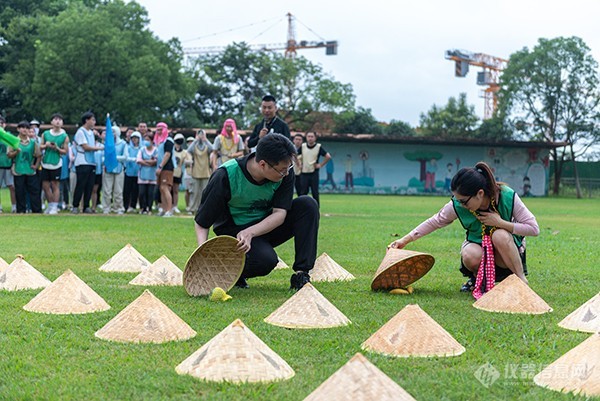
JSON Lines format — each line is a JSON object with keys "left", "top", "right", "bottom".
{"left": 211, "top": 118, "right": 244, "bottom": 170}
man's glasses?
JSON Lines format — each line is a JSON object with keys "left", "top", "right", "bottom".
{"left": 452, "top": 195, "right": 472, "bottom": 206}
{"left": 266, "top": 161, "right": 294, "bottom": 177}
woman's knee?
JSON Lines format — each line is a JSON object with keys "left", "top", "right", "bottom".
{"left": 492, "top": 229, "right": 514, "bottom": 249}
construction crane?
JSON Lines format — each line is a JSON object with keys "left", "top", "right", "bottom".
{"left": 445, "top": 49, "right": 508, "bottom": 119}
{"left": 184, "top": 13, "right": 338, "bottom": 59}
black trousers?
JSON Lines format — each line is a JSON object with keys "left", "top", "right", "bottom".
{"left": 294, "top": 174, "right": 302, "bottom": 196}
{"left": 300, "top": 171, "right": 320, "bottom": 205}
{"left": 123, "top": 175, "right": 139, "bottom": 210}
{"left": 215, "top": 196, "right": 319, "bottom": 279}
{"left": 14, "top": 174, "right": 41, "bottom": 213}
{"left": 138, "top": 183, "right": 155, "bottom": 212}
{"left": 73, "top": 165, "right": 95, "bottom": 209}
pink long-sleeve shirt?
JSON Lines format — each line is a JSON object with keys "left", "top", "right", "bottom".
{"left": 408, "top": 193, "right": 540, "bottom": 241}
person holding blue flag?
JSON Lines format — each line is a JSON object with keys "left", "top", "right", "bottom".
{"left": 102, "top": 116, "right": 127, "bottom": 214}
{"left": 72, "top": 111, "right": 104, "bottom": 214}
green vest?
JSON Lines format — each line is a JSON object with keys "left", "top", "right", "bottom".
{"left": 0, "top": 142, "right": 12, "bottom": 168}
{"left": 42, "top": 130, "right": 67, "bottom": 166}
{"left": 224, "top": 158, "right": 282, "bottom": 226}
{"left": 453, "top": 185, "right": 523, "bottom": 247}
{"left": 13, "top": 139, "right": 37, "bottom": 176}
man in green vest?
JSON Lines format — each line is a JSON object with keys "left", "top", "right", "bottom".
{"left": 0, "top": 116, "right": 17, "bottom": 213}
{"left": 194, "top": 133, "right": 319, "bottom": 290}
{"left": 7, "top": 121, "right": 42, "bottom": 213}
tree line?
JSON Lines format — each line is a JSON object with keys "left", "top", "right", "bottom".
{"left": 1, "top": 1, "right": 599, "bottom": 195}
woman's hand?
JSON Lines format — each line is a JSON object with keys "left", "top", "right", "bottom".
{"left": 477, "top": 211, "right": 502, "bottom": 227}
{"left": 388, "top": 235, "right": 411, "bottom": 250}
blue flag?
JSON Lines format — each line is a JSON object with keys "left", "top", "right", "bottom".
{"left": 104, "top": 114, "right": 118, "bottom": 172}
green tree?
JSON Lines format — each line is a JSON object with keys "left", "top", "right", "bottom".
{"left": 333, "top": 106, "right": 382, "bottom": 134}
{"left": 385, "top": 119, "right": 415, "bottom": 136}
{"left": 419, "top": 93, "right": 479, "bottom": 137}
{"left": 499, "top": 36, "right": 600, "bottom": 196}
{"left": 1, "top": 0, "right": 192, "bottom": 125}
{"left": 186, "top": 43, "right": 355, "bottom": 129}
{"left": 404, "top": 150, "right": 443, "bottom": 182}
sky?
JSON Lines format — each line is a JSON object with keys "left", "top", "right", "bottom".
{"left": 136, "top": 0, "right": 600, "bottom": 126}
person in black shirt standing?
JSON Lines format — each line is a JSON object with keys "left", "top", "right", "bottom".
{"left": 194, "top": 134, "right": 318, "bottom": 290}
{"left": 247, "top": 95, "right": 291, "bottom": 149}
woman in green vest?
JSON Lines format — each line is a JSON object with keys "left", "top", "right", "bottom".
{"left": 389, "top": 161, "right": 539, "bottom": 295}
{"left": 7, "top": 121, "right": 42, "bottom": 213}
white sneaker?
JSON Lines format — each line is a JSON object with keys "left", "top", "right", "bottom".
{"left": 48, "top": 207, "right": 58, "bottom": 215}
{"left": 173, "top": 207, "right": 181, "bottom": 214}
{"left": 163, "top": 210, "right": 173, "bottom": 217}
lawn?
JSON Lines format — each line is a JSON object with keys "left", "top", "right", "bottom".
{"left": 0, "top": 194, "right": 598, "bottom": 400}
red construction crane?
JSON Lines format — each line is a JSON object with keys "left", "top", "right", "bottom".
{"left": 445, "top": 49, "right": 508, "bottom": 119}
{"left": 184, "top": 13, "right": 338, "bottom": 59}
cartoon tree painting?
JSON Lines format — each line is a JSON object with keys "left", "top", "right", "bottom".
{"left": 404, "top": 151, "right": 443, "bottom": 181}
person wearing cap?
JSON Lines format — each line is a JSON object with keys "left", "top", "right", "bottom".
{"left": 186, "top": 129, "right": 213, "bottom": 214}
{"left": 72, "top": 111, "right": 104, "bottom": 214}
{"left": 194, "top": 133, "right": 319, "bottom": 291}
{"left": 0, "top": 116, "right": 17, "bottom": 213}
{"left": 247, "top": 95, "right": 291, "bottom": 150}
{"left": 40, "top": 113, "right": 69, "bottom": 214}
{"left": 7, "top": 121, "right": 42, "bottom": 213}
{"left": 389, "top": 161, "right": 539, "bottom": 296}
{"left": 211, "top": 118, "right": 244, "bottom": 170}
{"left": 123, "top": 131, "right": 141, "bottom": 212}
{"left": 29, "top": 119, "right": 41, "bottom": 138}
{"left": 171, "top": 133, "right": 187, "bottom": 213}
{"left": 101, "top": 125, "right": 127, "bottom": 214}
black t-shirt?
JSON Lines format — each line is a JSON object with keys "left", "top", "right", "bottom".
{"left": 162, "top": 138, "right": 174, "bottom": 171}
{"left": 195, "top": 153, "right": 294, "bottom": 233}
{"left": 247, "top": 116, "right": 291, "bottom": 148}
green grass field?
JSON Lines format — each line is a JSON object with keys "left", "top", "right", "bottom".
{"left": 0, "top": 194, "right": 598, "bottom": 400}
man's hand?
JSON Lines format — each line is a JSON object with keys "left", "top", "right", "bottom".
{"left": 236, "top": 228, "right": 255, "bottom": 253}
{"left": 259, "top": 128, "right": 268, "bottom": 138}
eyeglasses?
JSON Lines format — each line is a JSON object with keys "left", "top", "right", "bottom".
{"left": 452, "top": 195, "right": 472, "bottom": 206}
{"left": 266, "top": 161, "right": 294, "bottom": 177}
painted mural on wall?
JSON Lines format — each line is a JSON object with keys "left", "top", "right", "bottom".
{"left": 316, "top": 141, "right": 550, "bottom": 196}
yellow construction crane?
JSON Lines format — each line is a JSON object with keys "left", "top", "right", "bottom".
{"left": 184, "top": 13, "right": 338, "bottom": 59}
{"left": 445, "top": 49, "right": 508, "bottom": 119}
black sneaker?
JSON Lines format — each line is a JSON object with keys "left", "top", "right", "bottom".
{"left": 234, "top": 277, "right": 249, "bottom": 289}
{"left": 460, "top": 276, "right": 476, "bottom": 292}
{"left": 290, "top": 271, "right": 310, "bottom": 291}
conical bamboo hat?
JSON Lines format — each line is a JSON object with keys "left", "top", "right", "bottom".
{"left": 361, "top": 304, "right": 465, "bottom": 358}
{"left": 99, "top": 244, "right": 151, "bottom": 273}
{"left": 303, "top": 353, "right": 416, "bottom": 401}
{"left": 129, "top": 255, "right": 183, "bottom": 286}
{"left": 371, "top": 248, "right": 434, "bottom": 291}
{"left": 95, "top": 289, "right": 196, "bottom": 343}
{"left": 0, "top": 256, "right": 51, "bottom": 291}
{"left": 310, "top": 253, "right": 355, "bottom": 282}
{"left": 23, "top": 270, "right": 110, "bottom": 314}
{"left": 175, "top": 318, "right": 295, "bottom": 383}
{"left": 183, "top": 236, "right": 245, "bottom": 296}
{"left": 558, "top": 293, "right": 600, "bottom": 333}
{"left": 274, "top": 257, "right": 290, "bottom": 270}
{"left": 264, "top": 283, "right": 351, "bottom": 329}
{"left": 473, "top": 275, "right": 553, "bottom": 314}
{"left": 533, "top": 332, "right": 600, "bottom": 397}
{"left": 0, "top": 256, "right": 8, "bottom": 272}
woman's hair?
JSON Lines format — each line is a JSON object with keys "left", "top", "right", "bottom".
{"left": 451, "top": 161, "right": 503, "bottom": 200}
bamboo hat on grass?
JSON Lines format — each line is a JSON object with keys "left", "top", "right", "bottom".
{"left": 472, "top": 274, "right": 552, "bottom": 314}
{"left": 533, "top": 332, "right": 600, "bottom": 397}
{"left": 0, "top": 256, "right": 8, "bottom": 272}
{"left": 361, "top": 304, "right": 465, "bottom": 358}
{"left": 95, "top": 289, "right": 196, "bottom": 343}
{"left": 264, "top": 283, "right": 351, "bottom": 329}
{"left": 99, "top": 244, "right": 151, "bottom": 273}
{"left": 129, "top": 255, "right": 183, "bottom": 286}
{"left": 183, "top": 236, "right": 245, "bottom": 296}
{"left": 23, "top": 270, "right": 110, "bottom": 314}
{"left": 310, "top": 253, "right": 355, "bottom": 282}
{"left": 0, "top": 255, "right": 51, "bottom": 291}
{"left": 371, "top": 248, "right": 434, "bottom": 291}
{"left": 558, "top": 292, "right": 600, "bottom": 333}
{"left": 303, "top": 353, "right": 416, "bottom": 401}
{"left": 175, "top": 318, "right": 295, "bottom": 383}
{"left": 274, "top": 257, "right": 289, "bottom": 270}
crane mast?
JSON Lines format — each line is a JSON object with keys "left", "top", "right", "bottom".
{"left": 445, "top": 49, "right": 508, "bottom": 119}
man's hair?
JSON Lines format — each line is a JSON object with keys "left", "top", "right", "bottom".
{"left": 293, "top": 133, "right": 304, "bottom": 140}
{"left": 81, "top": 111, "right": 95, "bottom": 125}
{"left": 255, "top": 133, "right": 296, "bottom": 165}
{"left": 50, "top": 113, "right": 64, "bottom": 121}
{"left": 17, "top": 120, "right": 30, "bottom": 129}
{"left": 262, "top": 95, "right": 277, "bottom": 103}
